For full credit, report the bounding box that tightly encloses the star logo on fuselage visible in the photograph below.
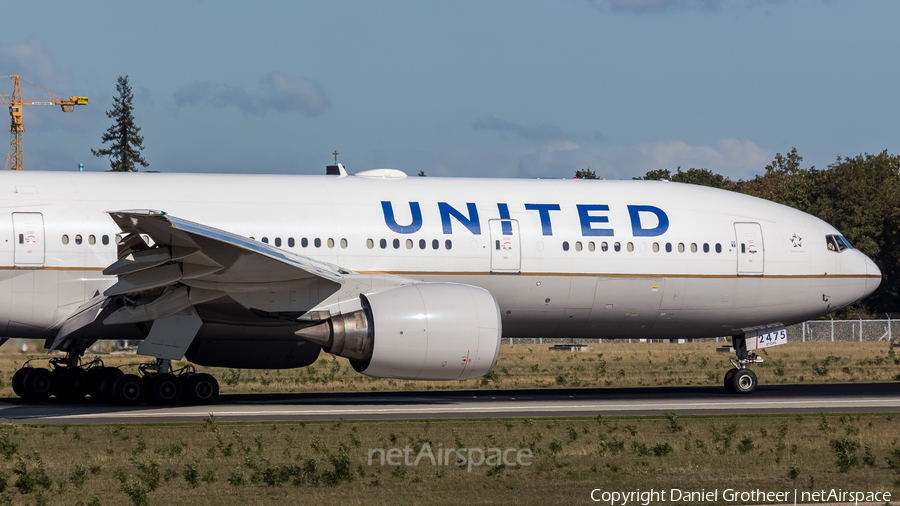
[790,234,802,248]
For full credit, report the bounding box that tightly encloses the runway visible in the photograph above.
[0,382,897,424]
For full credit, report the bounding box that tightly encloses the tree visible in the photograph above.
[417,170,426,177]
[575,167,598,179]
[92,75,149,172]
[634,167,733,189]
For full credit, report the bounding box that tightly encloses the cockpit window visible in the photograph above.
[826,234,853,253]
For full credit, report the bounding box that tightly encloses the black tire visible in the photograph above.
[149,374,183,405]
[730,368,757,394]
[88,367,117,399]
[12,368,29,398]
[112,374,145,406]
[22,368,54,399]
[185,373,219,405]
[100,372,121,404]
[723,368,737,394]
[56,369,89,400]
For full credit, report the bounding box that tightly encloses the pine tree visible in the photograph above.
[91,75,149,172]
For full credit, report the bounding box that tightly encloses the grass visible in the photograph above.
[2,340,897,397]
[0,413,896,505]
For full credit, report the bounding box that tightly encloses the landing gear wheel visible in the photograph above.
[184,373,219,405]
[100,370,123,404]
[12,368,29,398]
[112,374,145,406]
[88,367,117,399]
[723,368,737,394]
[149,374,183,405]
[56,368,89,400]
[22,368,54,399]
[729,368,757,394]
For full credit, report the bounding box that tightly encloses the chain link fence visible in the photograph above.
[501,316,900,345]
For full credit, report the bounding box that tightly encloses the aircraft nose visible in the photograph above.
[864,254,881,297]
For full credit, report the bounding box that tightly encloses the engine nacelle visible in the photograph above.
[295,283,501,381]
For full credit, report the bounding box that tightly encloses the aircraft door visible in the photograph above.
[12,213,45,268]
[734,222,763,275]
[489,219,520,273]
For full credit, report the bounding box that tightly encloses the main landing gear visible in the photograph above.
[13,355,219,406]
[723,335,763,394]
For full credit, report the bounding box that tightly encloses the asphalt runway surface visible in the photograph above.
[0,382,897,424]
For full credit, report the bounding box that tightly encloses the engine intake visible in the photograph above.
[295,283,501,381]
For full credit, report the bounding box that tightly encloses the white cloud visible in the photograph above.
[0,38,72,93]
[514,138,771,180]
[173,72,329,118]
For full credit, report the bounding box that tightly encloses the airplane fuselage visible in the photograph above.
[0,171,880,343]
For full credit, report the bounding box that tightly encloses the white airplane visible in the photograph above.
[0,164,880,404]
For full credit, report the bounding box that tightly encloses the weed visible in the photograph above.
[183,462,200,487]
[737,435,754,454]
[69,464,87,489]
[829,437,860,472]
[631,441,649,456]
[663,411,684,433]
[227,467,246,487]
[224,369,242,386]
[0,428,19,459]
[322,445,354,486]
[652,443,673,457]
[549,439,563,453]
[818,413,831,432]
[787,461,800,480]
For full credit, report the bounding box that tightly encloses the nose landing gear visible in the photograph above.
[723,335,763,394]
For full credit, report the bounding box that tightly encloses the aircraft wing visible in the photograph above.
[51,210,346,358]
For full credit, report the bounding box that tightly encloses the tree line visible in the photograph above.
[582,149,900,317]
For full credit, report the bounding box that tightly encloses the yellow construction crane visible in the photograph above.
[0,74,88,170]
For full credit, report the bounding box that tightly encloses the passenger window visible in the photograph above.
[715,243,722,253]
[341,239,348,248]
[690,243,697,253]
[445,240,452,250]
[432,239,439,250]
[626,242,634,252]
[261,237,269,244]
[366,239,374,249]
[314,238,322,248]
[288,238,295,247]
[380,239,387,249]
[601,242,608,252]
[392,239,400,249]
[562,241,569,251]
[88,235,96,245]
[588,241,595,252]
[665,243,672,253]
[115,234,122,244]
[703,243,709,253]
[275,237,282,247]
[75,234,83,245]
[575,241,582,252]
[328,238,335,248]
[652,242,659,253]
[302,238,309,248]
[102,235,109,245]
[614,242,621,252]
[677,243,684,253]
[406,239,413,249]
[62,235,69,245]
[419,239,426,249]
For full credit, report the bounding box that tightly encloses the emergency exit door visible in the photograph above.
[12,213,45,268]
[489,219,520,273]
[734,222,763,276]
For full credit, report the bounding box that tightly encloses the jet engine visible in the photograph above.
[295,283,502,381]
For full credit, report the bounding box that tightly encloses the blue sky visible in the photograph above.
[1,0,897,180]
